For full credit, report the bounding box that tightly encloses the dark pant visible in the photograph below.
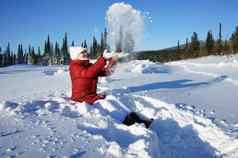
[122,112,153,128]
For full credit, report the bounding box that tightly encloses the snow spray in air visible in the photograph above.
[106,2,144,53]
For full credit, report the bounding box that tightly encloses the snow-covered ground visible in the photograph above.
[0,55,238,158]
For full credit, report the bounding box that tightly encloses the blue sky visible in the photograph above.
[0,0,238,52]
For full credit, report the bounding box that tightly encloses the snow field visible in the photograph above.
[1,54,238,157]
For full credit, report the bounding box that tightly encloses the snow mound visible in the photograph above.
[56,68,66,75]
[139,96,238,158]
[43,67,67,76]
[1,92,238,158]
[0,94,160,158]
[169,54,238,86]
[122,60,171,74]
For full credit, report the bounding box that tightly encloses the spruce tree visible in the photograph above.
[27,46,32,64]
[61,32,69,64]
[17,44,24,64]
[206,31,214,55]
[177,40,180,52]
[175,40,182,59]
[217,23,223,55]
[43,34,53,65]
[2,53,6,67]
[17,44,20,63]
[32,47,37,64]
[37,47,41,56]
[230,33,236,53]
[98,28,108,53]
[10,53,15,65]
[37,47,41,64]
[44,41,48,57]
[13,54,16,65]
[83,40,87,48]
[43,37,48,64]
[50,42,54,65]
[230,26,238,53]
[190,32,200,57]
[28,47,36,64]
[10,53,13,65]
[223,39,230,54]
[55,42,61,64]
[71,41,75,46]
[20,44,24,63]
[24,50,28,64]
[46,35,51,56]
[185,38,189,53]
[90,36,96,58]
[5,43,11,66]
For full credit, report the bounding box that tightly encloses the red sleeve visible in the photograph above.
[98,68,108,77]
[71,56,106,79]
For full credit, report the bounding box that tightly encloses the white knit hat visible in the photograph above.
[69,46,87,60]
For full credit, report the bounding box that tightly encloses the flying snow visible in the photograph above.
[106,2,144,53]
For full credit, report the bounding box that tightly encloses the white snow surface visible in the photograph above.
[0,54,238,158]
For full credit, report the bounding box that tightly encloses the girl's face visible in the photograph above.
[79,51,89,60]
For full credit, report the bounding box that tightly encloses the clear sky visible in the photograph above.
[0,0,238,52]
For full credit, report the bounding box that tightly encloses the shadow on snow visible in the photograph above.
[112,75,228,94]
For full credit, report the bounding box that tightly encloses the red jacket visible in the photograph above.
[69,56,107,104]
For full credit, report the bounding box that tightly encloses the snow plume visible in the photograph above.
[106,2,144,53]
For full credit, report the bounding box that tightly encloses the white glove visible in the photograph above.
[103,49,118,59]
[103,50,129,59]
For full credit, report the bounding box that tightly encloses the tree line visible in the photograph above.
[1,24,238,67]
[137,23,238,62]
[0,29,109,67]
